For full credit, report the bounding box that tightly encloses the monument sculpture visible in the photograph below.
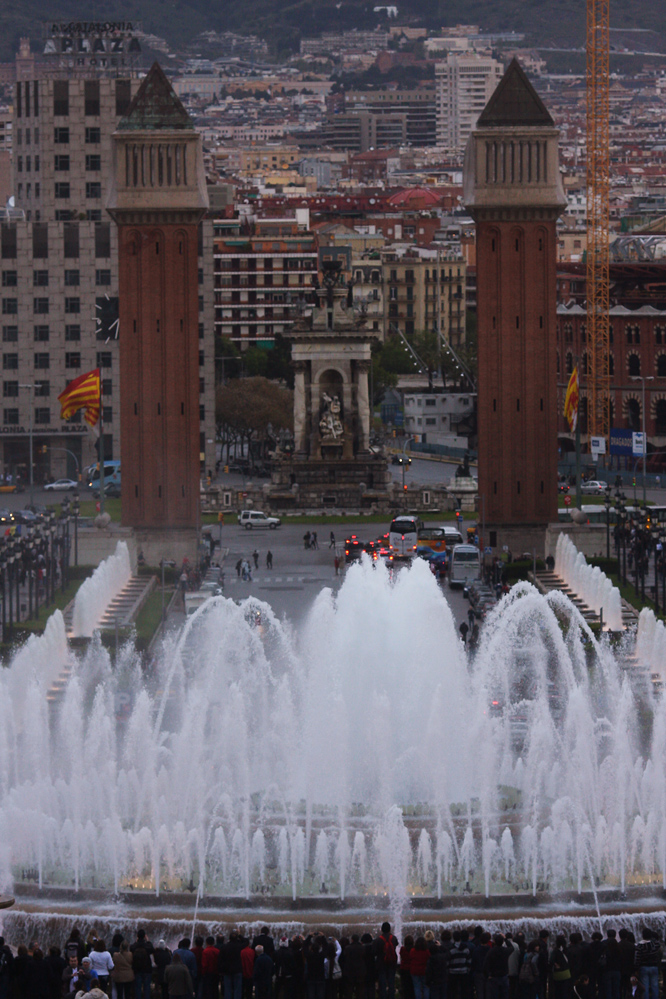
[269,259,390,509]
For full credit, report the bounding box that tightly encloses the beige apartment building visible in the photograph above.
[435,53,503,154]
[382,247,467,347]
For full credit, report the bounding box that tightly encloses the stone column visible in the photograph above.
[357,360,371,452]
[293,361,308,456]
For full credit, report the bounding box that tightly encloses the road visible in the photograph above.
[218,520,470,632]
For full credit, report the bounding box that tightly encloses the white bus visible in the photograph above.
[389,515,420,559]
[448,544,482,588]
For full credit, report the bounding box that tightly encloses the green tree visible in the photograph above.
[215,376,293,464]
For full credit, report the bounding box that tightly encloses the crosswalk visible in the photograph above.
[227,574,310,585]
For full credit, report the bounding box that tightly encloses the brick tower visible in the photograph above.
[107,64,208,555]
[464,60,566,550]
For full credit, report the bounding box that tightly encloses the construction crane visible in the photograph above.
[586,0,611,438]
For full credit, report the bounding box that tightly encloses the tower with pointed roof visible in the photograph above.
[107,63,208,545]
[464,59,566,548]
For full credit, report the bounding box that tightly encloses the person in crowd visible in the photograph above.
[517,941,540,999]
[600,930,621,999]
[131,931,155,999]
[409,937,430,999]
[201,937,220,999]
[425,933,448,999]
[617,930,635,999]
[241,937,255,999]
[634,928,661,999]
[174,940,198,994]
[448,931,473,999]
[398,936,414,999]
[220,930,244,999]
[88,940,114,992]
[154,941,173,999]
[254,946,274,999]
[549,936,571,999]
[483,935,511,999]
[165,953,194,999]
[77,957,99,994]
[252,931,275,961]
[342,935,366,999]
[111,942,135,999]
[373,923,399,999]
[44,947,66,999]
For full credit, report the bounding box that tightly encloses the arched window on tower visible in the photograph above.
[656,326,664,345]
[626,398,641,431]
[609,353,614,376]
[608,400,614,426]
[556,352,560,374]
[579,396,588,434]
[657,354,666,377]
[565,352,573,375]
[656,399,666,434]
[628,353,641,377]
[582,352,588,375]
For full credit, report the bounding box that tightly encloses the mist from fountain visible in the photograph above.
[554,535,623,631]
[635,608,666,679]
[0,555,664,925]
[71,541,131,637]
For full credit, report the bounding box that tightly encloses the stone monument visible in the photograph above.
[269,260,390,509]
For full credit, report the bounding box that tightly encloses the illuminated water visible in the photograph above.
[0,556,664,923]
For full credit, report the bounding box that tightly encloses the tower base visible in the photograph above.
[484,523,549,559]
[132,527,200,567]
[268,457,391,510]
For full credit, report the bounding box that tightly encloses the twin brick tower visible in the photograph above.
[107,60,563,556]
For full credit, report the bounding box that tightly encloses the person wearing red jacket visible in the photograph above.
[241,941,256,999]
[202,936,220,999]
[409,938,430,999]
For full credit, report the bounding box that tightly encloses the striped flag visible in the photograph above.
[58,368,101,427]
[564,366,579,432]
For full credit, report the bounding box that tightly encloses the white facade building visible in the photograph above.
[435,54,503,154]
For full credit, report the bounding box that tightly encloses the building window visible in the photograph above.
[65,324,80,341]
[102,378,112,397]
[64,269,79,286]
[35,380,50,397]
[53,81,69,117]
[626,398,641,431]
[34,325,49,342]
[33,297,49,314]
[54,155,70,171]
[84,80,100,117]
[96,351,112,368]
[566,352,573,374]
[3,381,18,397]
[103,406,112,423]
[199,404,205,421]
[2,298,17,314]
[3,409,18,425]
[86,182,102,199]
[55,182,70,199]
[85,155,101,171]
[35,407,50,424]
[199,350,204,367]
[64,297,80,314]
[628,353,641,377]
[1,227,17,260]
[115,79,132,117]
[34,352,49,369]
[64,224,79,259]
[54,127,70,144]
[95,269,111,286]
[95,224,111,258]
[65,352,81,368]
[33,270,48,287]
[87,210,102,222]
[3,354,18,370]
[2,326,17,342]
[85,127,101,144]
[1,271,17,288]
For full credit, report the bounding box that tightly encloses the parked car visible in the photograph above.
[580,479,606,495]
[237,509,281,530]
[558,482,570,494]
[44,478,78,491]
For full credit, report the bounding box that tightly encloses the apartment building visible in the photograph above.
[435,53,503,153]
[382,246,467,347]
[323,110,408,153]
[213,216,318,351]
[3,42,217,480]
[345,89,437,147]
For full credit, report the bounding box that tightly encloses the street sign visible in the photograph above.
[632,431,646,456]
[484,546,492,554]
[564,495,571,507]
[590,436,606,456]
[610,427,633,456]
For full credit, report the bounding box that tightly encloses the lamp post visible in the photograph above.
[72,494,80,566]
[632,375,654,507]
[18,382,39,509]
[604,484,612,560]
[654,531,661,616]
[401,435,414,504]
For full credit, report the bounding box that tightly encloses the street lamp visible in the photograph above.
[604,484,612,560]
[631,375,654,507]
[18,382,38,509]
[72,493,80,566]
[401,435,414,501]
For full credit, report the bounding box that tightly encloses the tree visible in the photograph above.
[215,376,293,463]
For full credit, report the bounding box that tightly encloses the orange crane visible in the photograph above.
[586,0,611,438]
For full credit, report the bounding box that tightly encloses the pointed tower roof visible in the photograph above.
[118,62,193,131]
[476,58,553,129]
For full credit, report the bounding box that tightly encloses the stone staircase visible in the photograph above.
[64,575,156,639]
[532,569,639,629]
[46,665,73,707]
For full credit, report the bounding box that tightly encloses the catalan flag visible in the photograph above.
[58,368,101,427]
[564,366,579,432]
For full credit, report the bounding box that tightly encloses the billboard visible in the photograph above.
[43,21,142,68]
[609,427,633,456]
